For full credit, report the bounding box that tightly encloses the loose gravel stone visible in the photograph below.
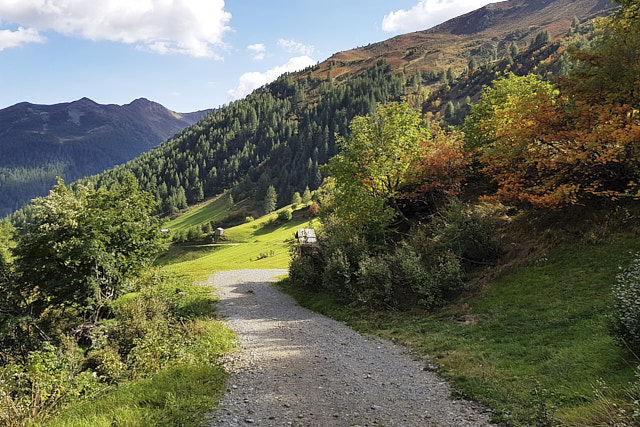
[207,269,491,427]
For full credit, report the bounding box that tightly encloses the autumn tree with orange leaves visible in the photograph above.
[464,0,640,209]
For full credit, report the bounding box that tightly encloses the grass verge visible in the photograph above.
[45,365,227,427]
[39,271,235,427]
[278,234,640,425]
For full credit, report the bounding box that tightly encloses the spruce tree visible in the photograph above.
[264,185,277,213]
[302,186,312,203]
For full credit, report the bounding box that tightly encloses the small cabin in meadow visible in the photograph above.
[295,229,317,246]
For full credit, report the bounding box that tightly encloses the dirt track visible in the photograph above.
[207,269,490,427]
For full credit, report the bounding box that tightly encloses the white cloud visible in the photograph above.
[0,27,44,51]
[0,0,231,58]
[248,43,266,60]
[278,39,314,56]
[227,56,316,101]
[382,0,494,33]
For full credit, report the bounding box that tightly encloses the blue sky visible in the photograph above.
[0,0,495,113]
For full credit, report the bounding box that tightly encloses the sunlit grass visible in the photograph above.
[46,365,227,427]
[162,194,233,233]
[157,205,317,282]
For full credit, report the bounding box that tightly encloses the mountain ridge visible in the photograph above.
[0,97,209,216]
[302,0,615,82]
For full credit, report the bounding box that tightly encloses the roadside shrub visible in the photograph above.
[110,288,173,357]
[84,346,126,383]
[430,250,465,298]
[245,216,254,223]
[289,249,323,292]
[612,256,640,354]
[322,249,353,297]
[396,246,432,305]
[0,342,102,426]
[357,255,394,306]
[434,201,502,266]
[392,244,464,309]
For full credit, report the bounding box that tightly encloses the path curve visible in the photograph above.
[207,269,491,427]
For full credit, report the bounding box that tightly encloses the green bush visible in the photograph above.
[612,256,640,354]
[0,342,102,425]
[434,201,502,266]
[111,288,172,357]
[289,249,323,292]
[357,255,393,306]
[322,249,354,297]
[85,346,126,383]
[277,209,293,221]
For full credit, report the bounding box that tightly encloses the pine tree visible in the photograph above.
[264,185,277,213]
[301,186,312,203]
[292,191,302,205]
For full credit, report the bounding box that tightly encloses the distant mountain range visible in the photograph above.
[0,97,208,216]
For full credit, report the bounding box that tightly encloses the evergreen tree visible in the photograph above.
[509,42,519,57]
[532,31,551,50]
[446,67,455,83]
[302,186,312,203]
[292,191,302,205]
[264,185,277,213]
[444,101,456,120]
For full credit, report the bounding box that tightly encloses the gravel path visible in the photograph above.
[207,269,491,427]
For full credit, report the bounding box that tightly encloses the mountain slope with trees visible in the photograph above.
[0,97,208,217]
[60,0,616,225]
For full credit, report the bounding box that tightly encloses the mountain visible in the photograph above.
[0,98,209,217]
[302,0,615,82]
[22,0,617,221]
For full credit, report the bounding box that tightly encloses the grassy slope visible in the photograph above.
[157,205,317,282]
[161,194,230,232]
[279,232,640,425]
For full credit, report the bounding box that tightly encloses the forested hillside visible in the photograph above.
[81,64,408,216]
[76,21,589,220]
[0,98,207,217]
[3,0,615,223]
